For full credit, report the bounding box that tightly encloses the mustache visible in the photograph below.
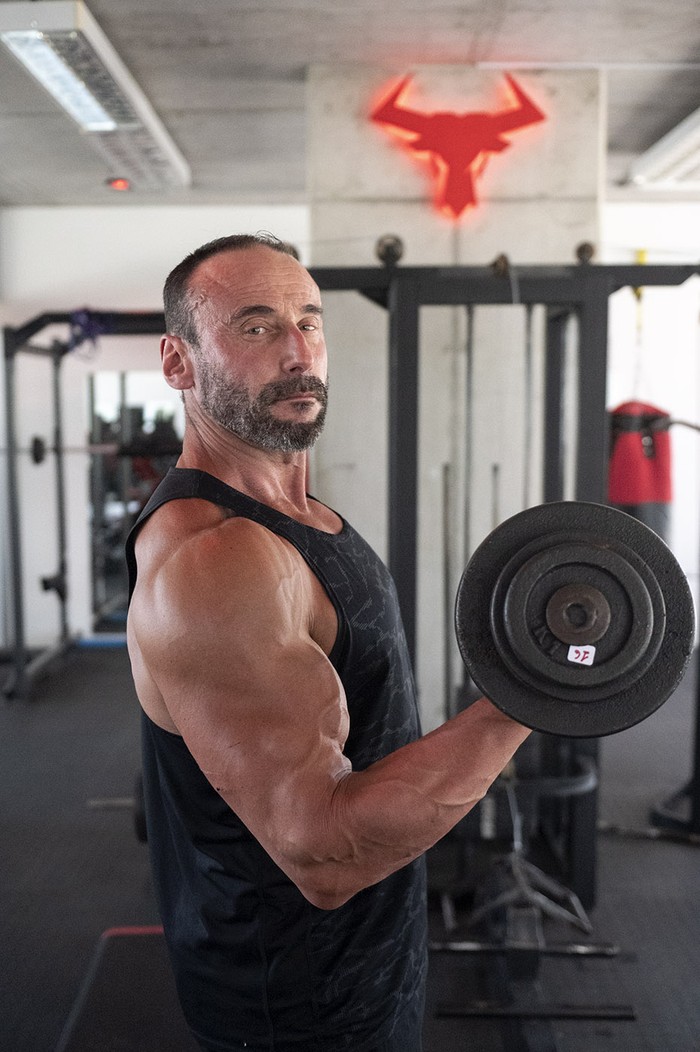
[256,375,328,407]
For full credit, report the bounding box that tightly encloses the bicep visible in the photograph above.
[176,634,351,825]
[134,537,352,863]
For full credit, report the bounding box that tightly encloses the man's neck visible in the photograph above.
[177,429,340,533]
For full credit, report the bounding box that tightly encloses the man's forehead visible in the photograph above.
[192,246,321,309]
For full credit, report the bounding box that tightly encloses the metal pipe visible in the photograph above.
[463,304,475,565]
[523,304,534,508]
[442,462,454,720]
[50,345,69,644]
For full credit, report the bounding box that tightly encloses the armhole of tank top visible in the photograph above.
[142,705,183,739]
[326,604,347,670]
[299,555,349,671]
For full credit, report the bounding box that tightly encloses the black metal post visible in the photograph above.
[575,277,610,505]
[523,304,534,509]
[691,680,700,834]
[463,304,475,562]
[30,337,84,685]
[543,309,568,504]
[3,328,29,697]
[563,279,611,908]
[50,344,70,644]
[387,272,420,667]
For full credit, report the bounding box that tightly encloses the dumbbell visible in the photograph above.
[455,501,695,737]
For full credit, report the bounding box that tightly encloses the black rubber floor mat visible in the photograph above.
[55,926,199,1052]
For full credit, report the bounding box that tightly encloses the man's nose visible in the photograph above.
[281,326,318,373]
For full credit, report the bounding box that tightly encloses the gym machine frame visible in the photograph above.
[3,262,699,901]
[2,310,164,699]
[308,257,700,907]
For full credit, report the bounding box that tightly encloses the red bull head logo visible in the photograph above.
[370,74,546,219]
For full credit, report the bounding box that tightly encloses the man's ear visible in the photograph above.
[161,334,195,391]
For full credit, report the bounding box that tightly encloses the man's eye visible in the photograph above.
[246,325,266,335]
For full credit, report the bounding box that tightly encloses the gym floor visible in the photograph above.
[1,643,699,1052]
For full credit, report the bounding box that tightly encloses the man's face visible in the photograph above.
[187,246,329,452]
[195,356,328,453]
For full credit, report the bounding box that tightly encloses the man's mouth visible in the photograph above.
[257,376,328,412]
[278,391,317,402]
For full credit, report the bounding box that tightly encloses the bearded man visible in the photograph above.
[126,232,530,1052]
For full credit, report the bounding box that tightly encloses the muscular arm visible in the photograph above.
[129,515,530,910]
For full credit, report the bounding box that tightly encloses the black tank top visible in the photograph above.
[126,468,428,1052]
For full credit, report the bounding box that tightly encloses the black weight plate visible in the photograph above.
[455,502,695,737]
[495,541,662,696]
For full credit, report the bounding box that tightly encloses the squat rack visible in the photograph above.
[2,310,164,699]
[3,258,700,903]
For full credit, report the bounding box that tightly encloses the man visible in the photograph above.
[126,232,530,1052]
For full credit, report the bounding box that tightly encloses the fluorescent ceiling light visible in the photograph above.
[627,104,700,190]
[0,1,190,190]
[3,28,123,131]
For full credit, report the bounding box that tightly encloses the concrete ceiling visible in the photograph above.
[0,0,698,207]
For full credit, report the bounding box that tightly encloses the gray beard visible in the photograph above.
[197,369,328,453]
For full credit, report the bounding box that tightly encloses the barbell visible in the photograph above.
[5,436,181,464]
[455,501,695,738]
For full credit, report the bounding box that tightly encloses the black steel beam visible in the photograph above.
[4,314,71,354]
[3,311,166,360]
[90,311,165,336]
[311,262,700,307]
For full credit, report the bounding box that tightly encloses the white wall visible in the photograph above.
[0,205,310,647]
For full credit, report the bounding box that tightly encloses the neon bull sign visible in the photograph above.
[370,74,546,218]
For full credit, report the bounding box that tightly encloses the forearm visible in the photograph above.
[288,698,531,908]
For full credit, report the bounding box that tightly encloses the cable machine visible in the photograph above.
[307,252,700,906]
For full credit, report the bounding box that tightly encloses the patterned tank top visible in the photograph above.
[126,467,427,1052]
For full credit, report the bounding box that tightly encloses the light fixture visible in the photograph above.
[627,104,700,190]
[105,176,130,192]
[0,1,191,190]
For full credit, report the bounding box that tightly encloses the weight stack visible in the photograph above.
[608,401,672,543]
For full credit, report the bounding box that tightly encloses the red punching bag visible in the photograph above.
[608,400,672,541]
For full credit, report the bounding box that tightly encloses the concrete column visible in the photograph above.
[306,65,605,729]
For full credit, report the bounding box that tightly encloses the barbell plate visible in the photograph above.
[455,501,695,737]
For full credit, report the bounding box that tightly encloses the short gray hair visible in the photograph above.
[162,232,300,346]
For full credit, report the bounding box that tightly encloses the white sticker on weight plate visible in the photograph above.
[567,645,596,666]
